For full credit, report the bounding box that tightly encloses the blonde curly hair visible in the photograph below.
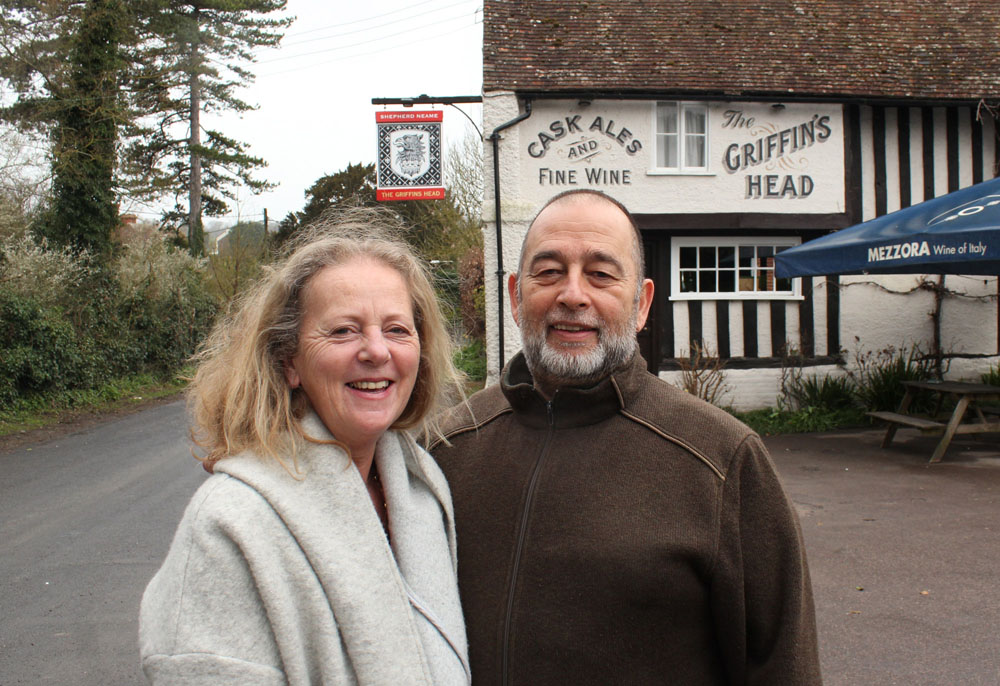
[187,206,465,470]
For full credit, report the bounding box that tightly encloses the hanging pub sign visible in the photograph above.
[375,110,445,201]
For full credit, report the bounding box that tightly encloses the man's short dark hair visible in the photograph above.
[519,189,645,284]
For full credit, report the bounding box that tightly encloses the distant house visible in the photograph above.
[211,221,266,256]
[480,0,1000,408]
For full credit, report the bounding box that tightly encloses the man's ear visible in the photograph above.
[507,273,522,327]
[283,359,301,389]
[634,278,655,331]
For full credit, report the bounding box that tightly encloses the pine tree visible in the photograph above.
[1,0,291,257]
[124,0,292,255]
[0,2,80,121]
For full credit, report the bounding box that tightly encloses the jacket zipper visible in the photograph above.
[501,400,555,685]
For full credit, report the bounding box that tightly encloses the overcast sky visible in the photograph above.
[125,0,484,229]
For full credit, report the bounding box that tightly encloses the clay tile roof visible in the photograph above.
[484,0,1000,102]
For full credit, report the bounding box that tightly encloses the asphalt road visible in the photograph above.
[2,399,998,685]
[0,399,205,686]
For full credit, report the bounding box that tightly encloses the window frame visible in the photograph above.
[650,101,711,174]
[669,236,802,301]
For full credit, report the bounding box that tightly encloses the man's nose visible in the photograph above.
[556,270,591,309]
[358,329,391,364]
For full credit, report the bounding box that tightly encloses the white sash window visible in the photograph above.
[655,102,709,172]
[670,237,801,300]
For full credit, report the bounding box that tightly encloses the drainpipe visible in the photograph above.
[489,98,532,372]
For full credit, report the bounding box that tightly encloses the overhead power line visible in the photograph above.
[256,5,481,65]
[274,0,475,49]
[257,14,481,78]
[279,0,439,39]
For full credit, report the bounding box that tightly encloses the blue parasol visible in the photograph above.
[775,176,1000,278]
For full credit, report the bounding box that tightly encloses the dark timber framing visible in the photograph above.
[922,106,935,200]
[971,109,984,185]
[769,301,786,357]
[626,101,997,372]
[742,301,758,358]
[687,302,702,354]
[799,277,814,358]
[873,106,887,217]
[898,108,912,208]
[947,107,960,192]
[716,302,731,359]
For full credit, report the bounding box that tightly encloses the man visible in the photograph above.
[430,189,821,685]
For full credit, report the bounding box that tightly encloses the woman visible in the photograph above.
[140,209,470,685]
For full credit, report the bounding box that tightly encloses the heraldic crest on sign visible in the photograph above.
[392,132,430,179]
[375,111,445,200]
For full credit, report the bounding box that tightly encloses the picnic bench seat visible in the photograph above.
[870,380,1000,462]
[867,411,945,432]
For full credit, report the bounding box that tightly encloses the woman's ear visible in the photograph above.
[283,359,301,389]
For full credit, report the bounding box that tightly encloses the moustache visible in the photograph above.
[542,310,603,329]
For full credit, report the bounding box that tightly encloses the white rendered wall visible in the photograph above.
[482,91,532,381]
[658,364,852,413]
[483,93,1000,403]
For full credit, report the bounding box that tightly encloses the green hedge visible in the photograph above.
[0,274,217,408]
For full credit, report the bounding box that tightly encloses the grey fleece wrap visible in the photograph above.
[140,414,469,685]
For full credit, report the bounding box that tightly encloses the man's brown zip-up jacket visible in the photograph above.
[429,352,821,685]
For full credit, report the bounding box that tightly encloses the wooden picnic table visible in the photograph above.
[868,380,1000,463]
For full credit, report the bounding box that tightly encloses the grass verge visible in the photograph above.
[0,370,190,438]
[733,406,870,436]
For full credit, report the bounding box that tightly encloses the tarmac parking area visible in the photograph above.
[765,428,1000,686]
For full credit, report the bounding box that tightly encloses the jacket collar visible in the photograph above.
[500,351,647,429]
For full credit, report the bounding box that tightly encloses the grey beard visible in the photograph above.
[521,310,638,391]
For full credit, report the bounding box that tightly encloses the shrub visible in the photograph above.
[848,343,936,412]
[676,343,729,406]
[113,233,218,371]
[430,262,464,341]
[780,366,856,412]
[0,233,94,308]
[982,364,1000,386]
[115,230,206,303]
[0,294,95,403]
[454,339,487,383]
[0,230,220,408]
[457,245,485,341]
